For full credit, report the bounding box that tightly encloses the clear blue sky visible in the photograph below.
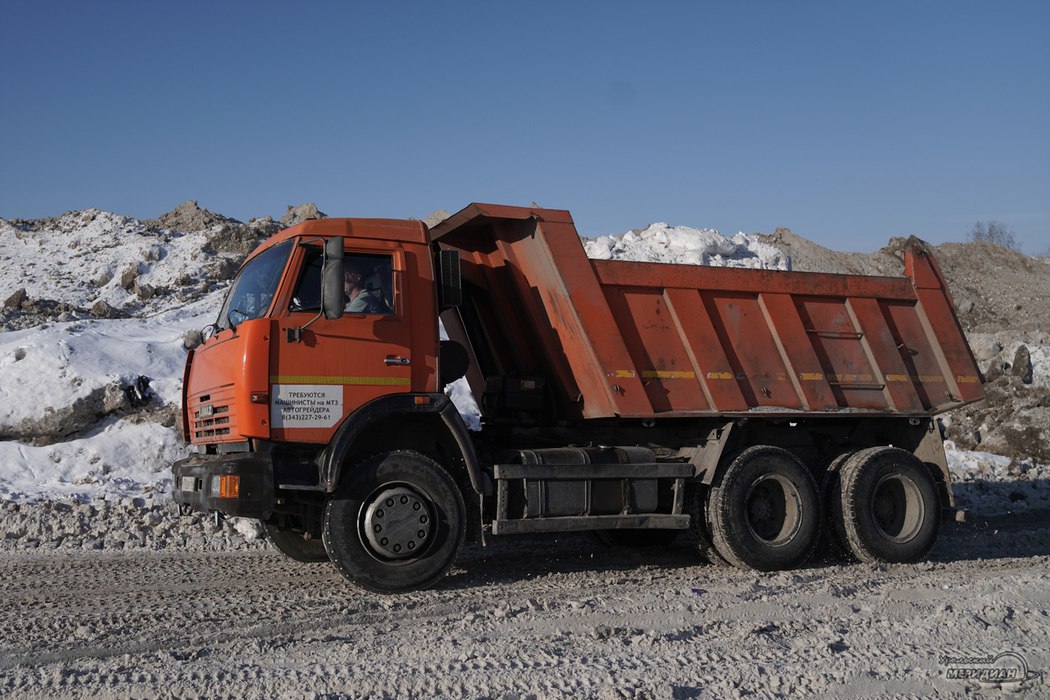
[2,1,1048,252]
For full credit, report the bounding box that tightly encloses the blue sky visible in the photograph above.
[2,1,1048,252]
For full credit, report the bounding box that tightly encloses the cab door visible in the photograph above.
[268,239,417,445]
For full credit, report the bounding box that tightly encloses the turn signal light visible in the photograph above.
[218,474,240,499]
[414,396,432,406]
[250,392,269,404]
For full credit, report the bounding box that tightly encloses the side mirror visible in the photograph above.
[438,249,462,309]
[322,236,344,320]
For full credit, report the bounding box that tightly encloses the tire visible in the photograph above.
[593,529,680,548]
[815,452,855,563]
[706,446,820,571]
[265,523,329,563]
[687,483,727,566]
[323,450,465,594]
[836,447,940,563]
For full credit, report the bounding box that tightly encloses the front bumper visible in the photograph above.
[172,452,275,519]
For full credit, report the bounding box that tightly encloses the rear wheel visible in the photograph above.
[265,523,328,563]
[323,450,465,594]
[836,447,940,563]
[706,446,820,571]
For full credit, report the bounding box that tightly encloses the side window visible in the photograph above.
[289,249,394,316]
[289,249,322,312]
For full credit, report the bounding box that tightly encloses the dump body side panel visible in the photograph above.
[431,204,983,420]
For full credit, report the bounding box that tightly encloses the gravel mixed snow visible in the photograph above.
[1,527,1047,698]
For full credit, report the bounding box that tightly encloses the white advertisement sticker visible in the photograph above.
[270,385,342,428]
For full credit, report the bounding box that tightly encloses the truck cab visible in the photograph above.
[183,218,440,450]
[174,218,480,591]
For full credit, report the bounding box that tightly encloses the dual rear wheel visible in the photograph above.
[691,445,940,570]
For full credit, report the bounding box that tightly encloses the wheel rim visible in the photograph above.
[870,473,924,543]
[744,474,803,547]
[361,484,435,561]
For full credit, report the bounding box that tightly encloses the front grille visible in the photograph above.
[194,404,231,438]
[191,388,237,442]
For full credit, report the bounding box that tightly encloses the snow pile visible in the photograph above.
[0,203,279,333]
[941,332,1050,465]
[0,292,221,442]
[978,334,1050,390]
[585,222,790,270]
[0,293,223,502]
[1,210,221,317]
[0,419,185,504]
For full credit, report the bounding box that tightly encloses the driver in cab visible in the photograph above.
[343,262,390,314]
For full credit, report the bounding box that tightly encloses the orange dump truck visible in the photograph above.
[173,203,983,592]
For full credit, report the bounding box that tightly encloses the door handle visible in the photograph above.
[384,356,411,366]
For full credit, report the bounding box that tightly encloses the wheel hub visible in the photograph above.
[871,474,923,543]
[744,474,802,546]
[363,486,433,560]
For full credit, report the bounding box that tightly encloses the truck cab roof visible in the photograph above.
[251,217,430,262]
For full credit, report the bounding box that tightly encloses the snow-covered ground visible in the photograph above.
[0,208,1045,539]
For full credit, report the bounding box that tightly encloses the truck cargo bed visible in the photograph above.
[432,204,983,420]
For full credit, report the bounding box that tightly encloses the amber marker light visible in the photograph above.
[219,475,240,499]
[414,396,432,405]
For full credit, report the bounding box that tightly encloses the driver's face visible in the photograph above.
[344,269,362,294]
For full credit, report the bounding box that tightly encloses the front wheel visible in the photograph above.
[323,450,465,594]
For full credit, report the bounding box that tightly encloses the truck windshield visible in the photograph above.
[216,240,292,330]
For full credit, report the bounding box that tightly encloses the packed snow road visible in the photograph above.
[1,520,1048,699]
